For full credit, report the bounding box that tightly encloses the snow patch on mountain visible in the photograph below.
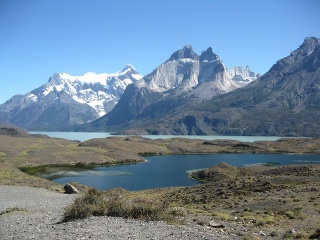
[228,66,259,84]
[136,46,259,96]
[28,93,38,102]
[32,64,142,117]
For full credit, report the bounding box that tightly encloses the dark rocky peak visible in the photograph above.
[199,47,219,62]
[300,44,320,72]
[168,45,199,61]
[266,37,320,76]
[296,37,320,56]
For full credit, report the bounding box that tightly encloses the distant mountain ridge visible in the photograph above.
[2,36,318,136]
[44,64,142,116]
[0,65,142,130]
[102,37,320,136]
[0,45,258,131]
[85,45,259,131]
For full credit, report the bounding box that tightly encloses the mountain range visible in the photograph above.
[0,46,258,131]
[1,37,319,136]
[0,65,142,130]
[85,37,320,136]
[81,46,259,131]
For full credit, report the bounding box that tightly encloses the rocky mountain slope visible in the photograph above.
[193,36,320,136]
[0,65,142,130]
[136,46,257,95]
[85,46,258,131]
[110,37,319,136]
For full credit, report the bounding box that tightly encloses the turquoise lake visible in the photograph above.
[29,131,282,142]
[39,154,320,191]
[30,132,318,191]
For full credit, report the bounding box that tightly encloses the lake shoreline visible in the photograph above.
[1,134,320,191]
[29,131,284,142]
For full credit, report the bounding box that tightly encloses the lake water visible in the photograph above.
[29,131,282,142]
[39,154,320,191]
[30,131,316,190]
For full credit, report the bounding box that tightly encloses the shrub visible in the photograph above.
[62,188,185,223]
[102,189,125,217]
[63,188,107,221]
[123,197,165,221]
[284,210,304,220]
[165,207,187,224]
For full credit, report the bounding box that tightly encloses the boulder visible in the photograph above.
[208,220,225,228]
[64,183,79,194]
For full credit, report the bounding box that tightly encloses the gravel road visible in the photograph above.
[0,185,239,239]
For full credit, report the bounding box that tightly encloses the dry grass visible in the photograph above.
[62,188,186,224]
[0,207,30,216]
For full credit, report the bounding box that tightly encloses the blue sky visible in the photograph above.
[0,0,319,104]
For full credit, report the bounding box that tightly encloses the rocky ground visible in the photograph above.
[0,185,238,240]
[159,163,320,239]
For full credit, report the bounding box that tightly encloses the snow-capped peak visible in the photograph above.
[57,72,111,85]
[36,65,143,117]
[121,64,137,73]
